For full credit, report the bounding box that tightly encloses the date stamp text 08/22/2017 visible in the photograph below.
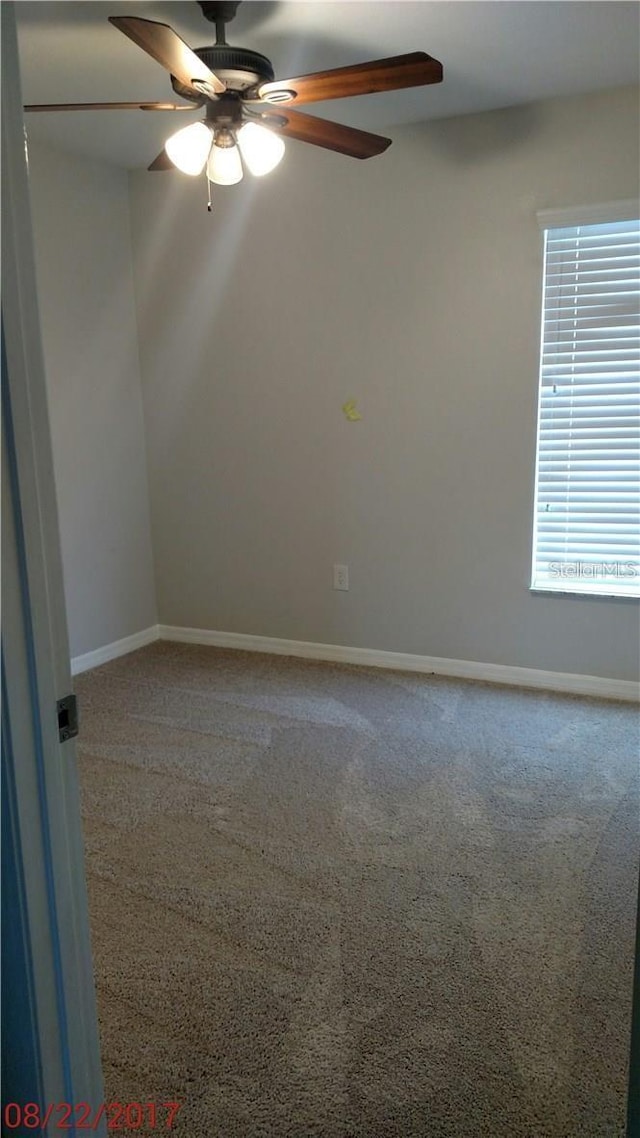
[3,1101,182,1130]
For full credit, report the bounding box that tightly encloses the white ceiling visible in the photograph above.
[16,1,640,170]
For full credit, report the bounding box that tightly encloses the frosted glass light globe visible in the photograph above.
[164,122,212,176]
[237,122,285,177]
[206,137,244,185]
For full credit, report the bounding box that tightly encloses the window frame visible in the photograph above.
[530,200,640,601]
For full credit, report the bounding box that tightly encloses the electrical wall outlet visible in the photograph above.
[333,563,349,591]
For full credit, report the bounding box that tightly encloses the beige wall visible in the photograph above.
[28,141,157,659]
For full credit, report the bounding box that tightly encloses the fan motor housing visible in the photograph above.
[171,44,275,101]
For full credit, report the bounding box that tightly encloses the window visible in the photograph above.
[531,204,640,598]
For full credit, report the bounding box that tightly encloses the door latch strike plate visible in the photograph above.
[57,694,78,743]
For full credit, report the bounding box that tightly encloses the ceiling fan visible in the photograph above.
[24,1,443,201]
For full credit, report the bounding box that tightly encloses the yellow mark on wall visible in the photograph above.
[342,399,362,422]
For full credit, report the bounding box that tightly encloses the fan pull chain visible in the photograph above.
[207,177,213,212]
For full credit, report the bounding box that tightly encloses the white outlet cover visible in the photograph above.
[333,564,349,591]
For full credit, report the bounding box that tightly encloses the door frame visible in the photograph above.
[1,4,105,1133]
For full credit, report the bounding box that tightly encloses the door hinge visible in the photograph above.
[57,694,78,743]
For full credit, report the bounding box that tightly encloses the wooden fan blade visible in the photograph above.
[255,107,390,159]
[24,102,196,112]
[256,52,442,107]
[148,149,175,171]
[109,16,225,97]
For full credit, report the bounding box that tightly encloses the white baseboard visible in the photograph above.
[71,625,160,675]
[158,625,639,702]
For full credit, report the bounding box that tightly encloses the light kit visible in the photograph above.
[163,117,285,197]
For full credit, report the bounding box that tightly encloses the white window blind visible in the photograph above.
[532,213,640,597]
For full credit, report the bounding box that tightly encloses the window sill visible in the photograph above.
[530,587,640,602]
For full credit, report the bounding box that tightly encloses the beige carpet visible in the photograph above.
[75,642,639,1137]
